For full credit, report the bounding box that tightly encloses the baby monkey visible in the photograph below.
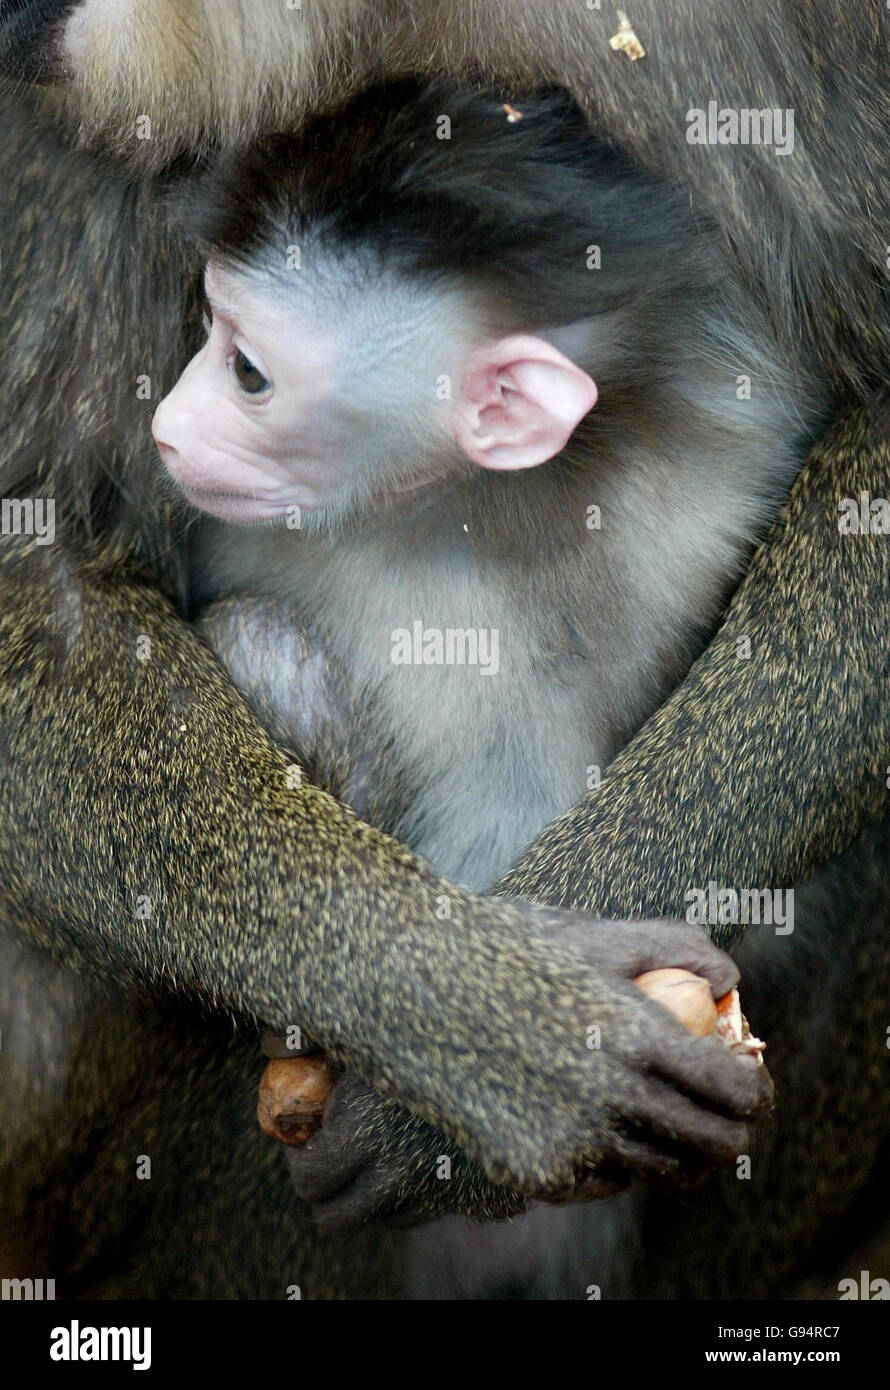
[155,78,825,892]
[153,78,817,1207]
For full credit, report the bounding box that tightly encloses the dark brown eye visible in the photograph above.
[233,348,270,395]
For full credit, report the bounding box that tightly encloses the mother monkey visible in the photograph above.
[0,1,888,1299]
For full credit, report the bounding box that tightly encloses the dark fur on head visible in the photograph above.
[182,77,720,344]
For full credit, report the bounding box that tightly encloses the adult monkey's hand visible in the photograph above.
[280,919,768,1230]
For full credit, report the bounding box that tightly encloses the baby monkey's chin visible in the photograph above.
[177,484,304,525]
[174,467,444,530]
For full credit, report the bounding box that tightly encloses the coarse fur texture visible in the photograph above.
[0,0,888,1299]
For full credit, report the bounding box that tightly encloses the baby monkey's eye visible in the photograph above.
[233,348,271,395]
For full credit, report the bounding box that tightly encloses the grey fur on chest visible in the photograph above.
[195,329,827,890]
[292,533,598,889]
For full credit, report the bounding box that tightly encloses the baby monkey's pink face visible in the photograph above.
[153,263,345,522]
[153,259,597,527]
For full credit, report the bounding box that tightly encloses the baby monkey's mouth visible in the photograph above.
[182,484,261,502]
[176,481,296,525]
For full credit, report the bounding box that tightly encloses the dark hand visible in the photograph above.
[274,918,772,1229]
[278,1071,526,1233]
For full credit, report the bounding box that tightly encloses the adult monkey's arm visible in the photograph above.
[284,408,890,1226]
[0,542,768,1195]
[212,424,879,1211]
[500,407,890,930]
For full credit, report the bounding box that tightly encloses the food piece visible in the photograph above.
[257,1054,338,1146]
[635,969,766,1062]
[609,11,646,61]
[715,986,744,1044]
[715,987,767,1062]
[634,967,718,1036]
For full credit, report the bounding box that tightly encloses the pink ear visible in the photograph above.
[452,334,597,470]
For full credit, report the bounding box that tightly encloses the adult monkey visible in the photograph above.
[0,23,769,1299]
[0,0,887,1299]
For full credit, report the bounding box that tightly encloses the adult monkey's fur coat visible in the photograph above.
[0,0,888,1298]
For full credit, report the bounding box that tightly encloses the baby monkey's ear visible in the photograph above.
[452,334,597,470]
